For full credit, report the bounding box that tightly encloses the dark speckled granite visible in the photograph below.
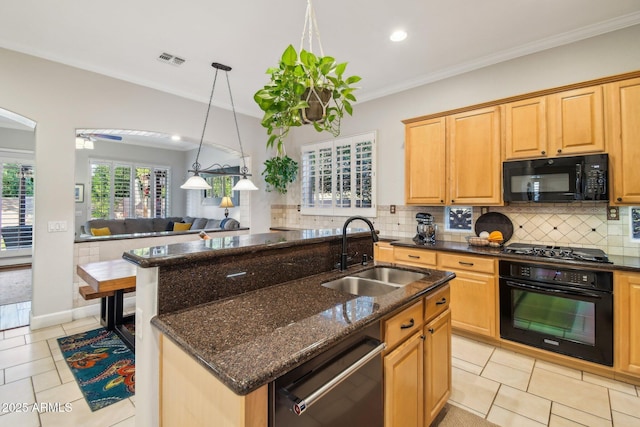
[390,239,640,272]
[152,264,454,396]
[153,234,374,315]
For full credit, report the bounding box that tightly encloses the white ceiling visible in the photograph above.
[2,0,640,144]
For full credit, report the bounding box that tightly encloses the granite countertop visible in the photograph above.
[151,264,454,396]
[389,239,640,272]
[124,228,372,268]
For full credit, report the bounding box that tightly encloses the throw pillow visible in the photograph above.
[166,221,175,231]
[173,222,192,231]
[90,227,111,236]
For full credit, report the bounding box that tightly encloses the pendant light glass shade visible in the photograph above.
[232,177,259,191]
[181,62,258,191]
[180,174,211,190]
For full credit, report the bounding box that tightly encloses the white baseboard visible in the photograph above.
[28,296,137,330]
[29,309,73,330]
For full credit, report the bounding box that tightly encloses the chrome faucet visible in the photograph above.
[341,216,379,271]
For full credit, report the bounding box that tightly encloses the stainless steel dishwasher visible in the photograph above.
[269,322,385,427]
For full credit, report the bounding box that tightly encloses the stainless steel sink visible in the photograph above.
[322,267,427,296]
[321,276,401,297]
[352,267,426,285]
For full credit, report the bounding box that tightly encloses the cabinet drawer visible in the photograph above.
[438,253,495,274]
[384,299,424,349]
[394,247,437,267]
[425,284,450,323]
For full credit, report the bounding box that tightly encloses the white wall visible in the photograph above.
[0,47,269,328]
[289,24,640,207]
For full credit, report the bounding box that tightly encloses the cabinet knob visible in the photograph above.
[557,149,562,153]
[440,200,444,203]
[541,150,546,155]
[617,197,623,202]
[451,199,455,203]
[428,328,435,334]
[400,318,415,329]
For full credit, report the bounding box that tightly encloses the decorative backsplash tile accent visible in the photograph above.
[271,203,640,258]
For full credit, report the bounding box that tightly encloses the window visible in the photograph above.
[445,206,473,231]
[0,160,34,250]
[301,132,376,216]
[89,160,170,219]
[204,175,240,207]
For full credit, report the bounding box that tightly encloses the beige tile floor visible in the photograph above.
[451,334,640,427]
[0,315,135,427]
[2,316,640,427]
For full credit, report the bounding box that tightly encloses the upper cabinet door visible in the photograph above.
[548,85,605,156]
[607,77,640,205]
[405,117,446,205]
[503,97,548,160]
[447,106,502,205]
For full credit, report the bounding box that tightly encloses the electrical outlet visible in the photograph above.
[390,205,396,214]
[607,206,619,221]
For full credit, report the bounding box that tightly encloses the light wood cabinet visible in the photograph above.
[383,285,452,427]
[405,117,447,205]
[607,77,640,205]
[375,241,395,263]
[547,85,605,156]
[424,309,452,426]
[384,331,424,427]
[503,96,548,159]
[447,106,502,205]
[615,271,640,376]
[393,246,437,268]
[438,253,497,337]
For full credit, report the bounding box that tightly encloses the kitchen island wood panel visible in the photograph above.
[615,271,640,376]
[160,335,267,427]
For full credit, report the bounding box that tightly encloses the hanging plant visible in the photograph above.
[254,44,360,154]
[262,153,299,194]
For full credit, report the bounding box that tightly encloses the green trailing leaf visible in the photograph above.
[253,44,362,176]
[262,155,299,194]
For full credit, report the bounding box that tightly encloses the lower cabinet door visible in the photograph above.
[424,309,452,426]
[384,331,424,427]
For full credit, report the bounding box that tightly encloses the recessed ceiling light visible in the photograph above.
[171,135,181,141]
[390,30,407,42]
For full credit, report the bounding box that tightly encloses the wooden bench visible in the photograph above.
[77,259,137,351]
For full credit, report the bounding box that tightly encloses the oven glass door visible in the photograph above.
[500,279,613,366]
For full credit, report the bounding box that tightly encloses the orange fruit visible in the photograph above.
[488,231,504,242]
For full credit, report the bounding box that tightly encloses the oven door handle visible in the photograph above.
[505,280,604,299]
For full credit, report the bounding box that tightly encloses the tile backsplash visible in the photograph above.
[271,203,640,258]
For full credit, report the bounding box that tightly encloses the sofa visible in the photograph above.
[80,216,240,237]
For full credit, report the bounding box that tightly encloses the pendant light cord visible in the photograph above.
[224,70,249,176]
[193,68,220,172]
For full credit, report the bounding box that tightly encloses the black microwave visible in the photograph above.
[503,154,608,202]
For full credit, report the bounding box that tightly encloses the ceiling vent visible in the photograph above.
[157,52,186,66]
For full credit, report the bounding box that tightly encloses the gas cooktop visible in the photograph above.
[502,243,611,264]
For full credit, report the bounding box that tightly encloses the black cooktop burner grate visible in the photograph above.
[502,243,611,263]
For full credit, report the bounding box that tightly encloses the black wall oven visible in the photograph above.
[499,260,613,366]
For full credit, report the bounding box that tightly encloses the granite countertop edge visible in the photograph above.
[124,229,373,268]
[152,265,455,396]
[388,239,640,272]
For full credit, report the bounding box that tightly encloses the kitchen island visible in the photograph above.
[124,228,455,427]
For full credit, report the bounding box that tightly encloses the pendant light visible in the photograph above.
[181,62,257,191]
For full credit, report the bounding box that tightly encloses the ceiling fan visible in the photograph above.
[75,132,122,149]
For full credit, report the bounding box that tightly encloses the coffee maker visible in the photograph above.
[413,212,437,245]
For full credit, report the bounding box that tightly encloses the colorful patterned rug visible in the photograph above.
[57,327,135,411]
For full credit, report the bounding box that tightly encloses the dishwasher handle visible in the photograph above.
[290,342,386,416]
